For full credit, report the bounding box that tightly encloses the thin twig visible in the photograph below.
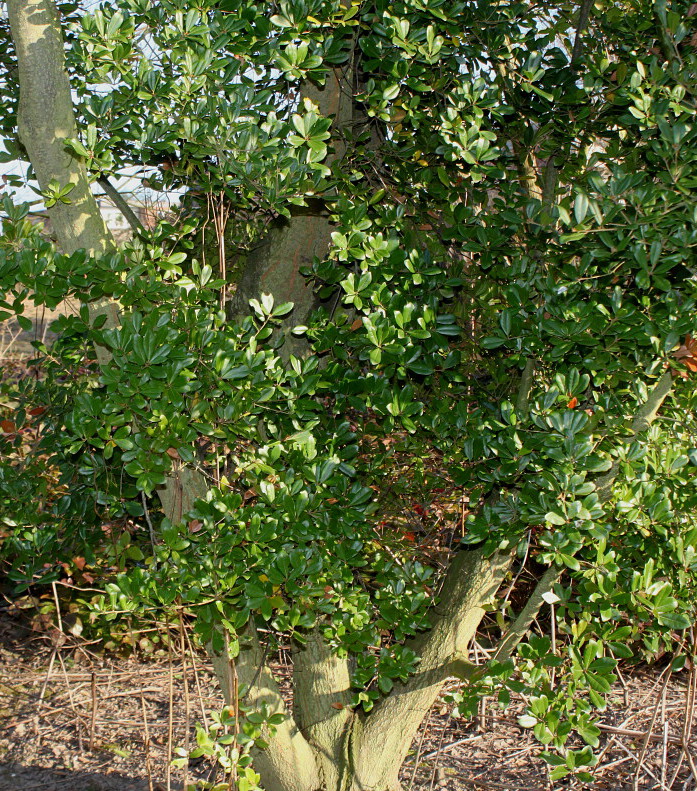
[597,721,683,745]
[661,719,668,790]
[427,713,450,791]
[34,648,57,736]
[596,753,633,773]
[166,631,174,791]
[183,621,210,731]
[421,733,482,761]
[57,651,84,751]
[142,491,158,568]
[670,626,697,787]
[179,609,191,791]
[51,581,63,634]
[406,704,433,787]
[89,671,98,751]
[141,691,155,791]
[614,738,672,791]
[633,665,673,791]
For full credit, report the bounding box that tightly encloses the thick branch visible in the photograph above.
[594,369,673,502]
[541,156,558,214]
[488,564,559,666]
[7,0,113,258]
[571,0,594,65]
[7,0,120,357]
[227,67,354,357]
[292,629,356,790]
[210,625,321,791]
[353,547,512,790]
[515,358,535,416]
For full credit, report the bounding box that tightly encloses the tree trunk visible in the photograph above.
[7,0,119,363]
[211,546,512,791]
[7,0,210,521]
[228,74,353,357]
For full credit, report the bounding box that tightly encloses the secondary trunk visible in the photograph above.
[227,76,353,357]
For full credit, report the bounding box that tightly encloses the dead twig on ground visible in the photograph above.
[142,690,155,791]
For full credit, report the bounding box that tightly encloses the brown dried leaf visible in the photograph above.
[673,335,697,372]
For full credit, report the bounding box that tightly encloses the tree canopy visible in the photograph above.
[1,1,697,788]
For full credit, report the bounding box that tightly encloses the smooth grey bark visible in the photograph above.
[7,0,119,363]
[7,0,208,519]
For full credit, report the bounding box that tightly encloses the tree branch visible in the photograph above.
[488,564,559,667]
[7,0,113,258]
[7,0,120,361]
[292,628,356,790]
[209,624,321,791]
[97,176,144,233]
[541,156,558,214]
[594,369,673,503]
[571,0,594,65]
[488,369,674,667]
[226,55,354,358]
[515,358,535,416]
[353,547,513,790]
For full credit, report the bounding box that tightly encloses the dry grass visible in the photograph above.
[0,603,695,791]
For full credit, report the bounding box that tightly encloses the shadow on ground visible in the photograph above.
[0,763,172,791]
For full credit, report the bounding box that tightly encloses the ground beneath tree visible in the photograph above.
[0,608,695,791]
[0,297,78,360]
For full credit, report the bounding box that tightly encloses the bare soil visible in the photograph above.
[0,298,79,360]
[0,607,695,791]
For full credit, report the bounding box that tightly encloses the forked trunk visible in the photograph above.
[211,547,512,791]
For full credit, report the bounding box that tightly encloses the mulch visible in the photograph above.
[0,605,695,791]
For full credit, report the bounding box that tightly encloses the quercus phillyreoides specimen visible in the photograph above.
[2,0,697,788]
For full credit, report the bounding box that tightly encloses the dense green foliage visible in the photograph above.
[2,0,697,784]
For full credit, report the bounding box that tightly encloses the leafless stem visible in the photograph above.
[142,491,158,569]
[89,671,98,750]
[141,692,155,791]
[97,176,144,232]
[571,0,593,65]
[515,358,534,416]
